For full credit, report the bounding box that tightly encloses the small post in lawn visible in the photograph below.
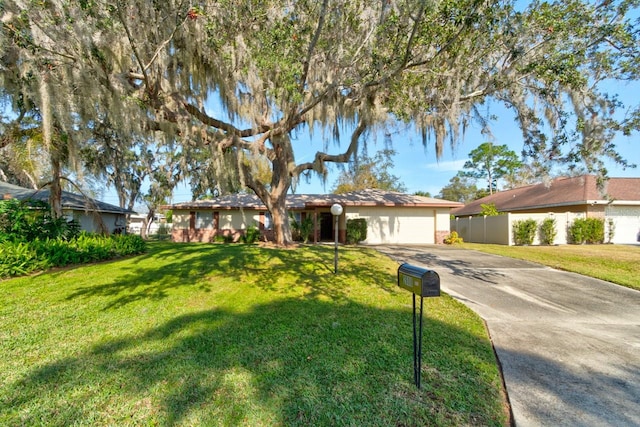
[330,203,343,274]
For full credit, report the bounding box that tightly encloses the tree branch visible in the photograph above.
[183,102,272,137]
[300,0,329,92]
[293,118,366,176]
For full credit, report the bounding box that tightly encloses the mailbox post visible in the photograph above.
[397,263,440,389]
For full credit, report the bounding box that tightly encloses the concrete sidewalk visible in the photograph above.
[376,245,640,427]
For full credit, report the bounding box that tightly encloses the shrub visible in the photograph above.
[242,225,260,244]
[443,231,464,244]
[606,218,615,244]
[539,217,557,245]
[0,241,42,278]
[569,218,604,244]
[346,218,367,244]
[480,203,500,216]
[290,214,314,243]
[585,218,605,244]
[0,233,146,279]
[513,219,537,245]
[0,198,80,242]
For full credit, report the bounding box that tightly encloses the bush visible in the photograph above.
[513,219,537,245]
[539,217,557,245]
[290,214,314,243]
[0,233,147,279]
[480,203,500,216]
[569,218,604,244]
[606,218,615,244]
[242,225,261,244]
[346,218,367,244]
[0,199,80,242]
[585,218,605,244]
[0,241,43,278]
[443,231,464,244]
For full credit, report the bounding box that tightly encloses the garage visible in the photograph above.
[606,205,640,244]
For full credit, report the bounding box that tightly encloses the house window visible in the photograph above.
[263,212,273,230]
[195,211,213,228]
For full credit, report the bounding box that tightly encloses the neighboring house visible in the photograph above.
[451,175,640,245]
[1,181,135,234]
[167,189,463,245]
[128,213,167,235]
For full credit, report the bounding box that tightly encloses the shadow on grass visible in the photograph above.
[1,298,506,426]
[65,243,397,309]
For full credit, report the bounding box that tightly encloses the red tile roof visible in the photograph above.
[452,175,640,216]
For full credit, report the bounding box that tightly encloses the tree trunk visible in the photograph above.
[270,193,292,246]
[49,153,63,218]
[268,135,294,246]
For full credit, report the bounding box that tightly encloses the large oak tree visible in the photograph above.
[1,0,638,245]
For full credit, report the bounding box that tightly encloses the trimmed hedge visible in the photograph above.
[346,218,367,244]
[569,218,604,244]
[513,219,537,245]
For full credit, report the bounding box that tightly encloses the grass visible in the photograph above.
[0,242,507,426]
[460,243,640,290]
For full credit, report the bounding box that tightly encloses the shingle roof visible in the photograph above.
[452,175,640,216]
[0,181,135,215]
[169,188,463,210]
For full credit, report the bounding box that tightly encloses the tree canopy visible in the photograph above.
[1,0,638,244]
[460,142,523,194]
[332,149,407,194]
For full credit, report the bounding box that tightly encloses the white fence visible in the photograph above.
[450,212,588,245]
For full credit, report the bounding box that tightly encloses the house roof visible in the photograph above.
[452,175,640,216]
[0,181,135,215]
[169,188,463,210]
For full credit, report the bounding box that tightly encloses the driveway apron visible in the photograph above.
[376,245,640,427]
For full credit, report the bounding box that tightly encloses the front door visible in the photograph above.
[320,212,333,241]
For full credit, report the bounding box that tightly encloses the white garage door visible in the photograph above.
[351,207,435,244]
[606,206,640,244]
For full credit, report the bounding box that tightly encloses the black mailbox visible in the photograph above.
[398,263,440,297]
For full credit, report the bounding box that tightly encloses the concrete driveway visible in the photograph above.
[376,245,640,427]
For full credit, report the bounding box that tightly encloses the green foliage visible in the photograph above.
[460,142,523,194]
[0,233,147,279]
[539,217,557,245]
[241,225,261,244]
[332,150,407,194]
[443,231,464,245]
[606,218,615,244]
[0,241,42,278]
[513,219,538,245]
[0,199,80,243]
[568,218,605,244]
[438,175,482,203]
[346,218,367,244]
[290,213,314,243]
[480,203,500,216]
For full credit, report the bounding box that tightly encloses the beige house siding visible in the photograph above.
[171,209,267,242]
[166,190,462,245]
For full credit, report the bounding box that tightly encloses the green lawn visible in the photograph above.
[0,242,507,426]
[461,243,640,290]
